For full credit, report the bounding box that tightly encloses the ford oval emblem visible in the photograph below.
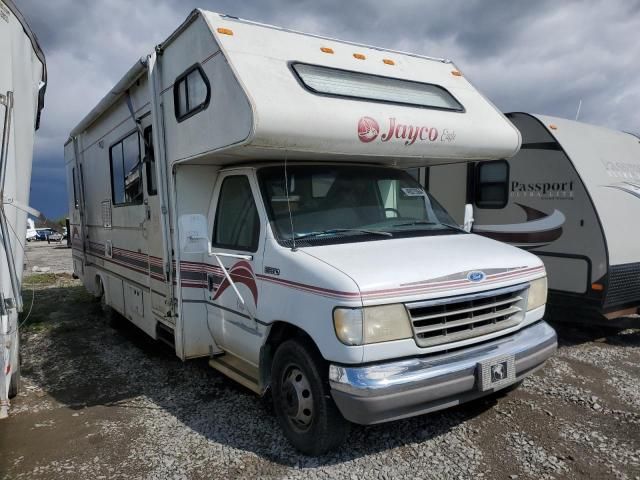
[467,271,486,282]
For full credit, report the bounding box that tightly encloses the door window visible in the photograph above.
[212,176,260,252]
[143,127,157,196]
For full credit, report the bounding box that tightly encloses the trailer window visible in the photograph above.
[475,160,509,209]
[291,63,463,112]
[213,176,260,252]
[109,131,143,205]
[174,64,211,122]
[143,127,156,196]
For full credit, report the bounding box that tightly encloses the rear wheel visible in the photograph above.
[271,339,350,455]
[97,279,117,326]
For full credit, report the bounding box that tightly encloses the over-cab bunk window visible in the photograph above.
[109,131,143,206]
[173,64,211,122]
[291,63,463,111]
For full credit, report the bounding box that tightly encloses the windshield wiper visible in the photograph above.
[391,220,466,233]
[294,228,392,241]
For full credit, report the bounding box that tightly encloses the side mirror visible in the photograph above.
[179,213,209,254]
[463,204,474,232]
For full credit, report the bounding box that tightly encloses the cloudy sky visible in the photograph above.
[18,0,640,219]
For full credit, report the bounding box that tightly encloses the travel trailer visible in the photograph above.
[428,113,640,325]
[0,0,47,418]
[66,10,556,454]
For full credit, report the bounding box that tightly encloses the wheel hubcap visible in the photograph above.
[281,366,314,431]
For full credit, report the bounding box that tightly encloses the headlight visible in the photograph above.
[527,276,548,311]
[333,308,363,346]
[333,304,413,346]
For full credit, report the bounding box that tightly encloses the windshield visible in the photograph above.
[258,165,462,246]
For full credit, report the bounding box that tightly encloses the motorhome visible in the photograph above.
[66,10,556,454]
[428,113,640,325]
[0,0,47,418]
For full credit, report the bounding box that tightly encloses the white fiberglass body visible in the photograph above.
[0,0,46,418]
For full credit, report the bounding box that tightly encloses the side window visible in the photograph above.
[213,176,260,252]
[173,64,210,122]
[143,127,156,196]
[110,131,143,205]
[72,167,78,209]
[475,160,509,209]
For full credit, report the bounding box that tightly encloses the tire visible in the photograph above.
[271,338,350,455]
[98,281,117,326]
[8,334,21,399]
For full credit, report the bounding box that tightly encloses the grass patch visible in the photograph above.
[23,272,58,286]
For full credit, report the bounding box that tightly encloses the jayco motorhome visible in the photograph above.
[0,0,47,418]
[66,10,555,454]
[429,113,640,325]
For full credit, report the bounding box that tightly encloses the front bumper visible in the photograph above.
[329,320,557,425]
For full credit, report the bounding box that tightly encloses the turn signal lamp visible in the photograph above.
[591,283,604,292]
[451,70,463,76]
[217,28,234,36]
[383,58,395,65]
[353,53,366,60]
[320,47,334,54]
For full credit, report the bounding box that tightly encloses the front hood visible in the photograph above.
[300,234,545,304]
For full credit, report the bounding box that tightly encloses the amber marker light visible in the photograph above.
[549,124,558,130]
[383,58,395,65]
[320,47,334,54]
[353,53,366,60]
[591,283,604,291]
[217,28,234,36]
[451,70,463,76]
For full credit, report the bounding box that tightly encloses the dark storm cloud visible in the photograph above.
[15,0,640,218]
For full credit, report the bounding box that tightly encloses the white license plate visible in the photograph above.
[478,354,516,391]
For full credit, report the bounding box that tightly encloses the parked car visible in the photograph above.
[35,228,62,242]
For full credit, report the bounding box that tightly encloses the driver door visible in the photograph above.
[205,170,264,364]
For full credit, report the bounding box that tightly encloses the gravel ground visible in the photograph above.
[23,240,72,275]
[1,246,639,479]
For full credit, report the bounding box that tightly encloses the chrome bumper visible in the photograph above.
[329,321,557,425]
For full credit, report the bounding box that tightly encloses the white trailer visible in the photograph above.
[0,0,47,418]
[66,9,555,454]
[429,113,640,325]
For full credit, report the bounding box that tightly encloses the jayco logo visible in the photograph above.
[357,117,380,143]
[357,117,455,146]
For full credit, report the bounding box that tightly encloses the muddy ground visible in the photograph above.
[1,243,639,479]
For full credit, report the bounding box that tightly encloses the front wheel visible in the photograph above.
[271,339,350,455]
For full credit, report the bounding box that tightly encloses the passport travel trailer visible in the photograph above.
[0,0,47,418]
[428,113,640,325]
[65,10,556,454]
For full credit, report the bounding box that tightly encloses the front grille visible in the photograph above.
[405,284,528,348]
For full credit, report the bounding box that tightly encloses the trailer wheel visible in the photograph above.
[271,338,350,455]
[8,334,21,399]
